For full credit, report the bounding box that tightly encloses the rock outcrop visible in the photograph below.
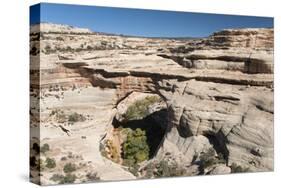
[30,23,274,185]
[157,79,273,171]
[160,28,273,74]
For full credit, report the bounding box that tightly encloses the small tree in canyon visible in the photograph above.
[122,128,149,166]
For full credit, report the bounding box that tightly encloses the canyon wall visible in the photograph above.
[30,24,273,184]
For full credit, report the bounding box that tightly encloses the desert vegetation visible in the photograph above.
[122,128,150,165]
[49,109,86,124]
[144,160,188,178]
[30,23,273,185]
[124,96,161,121]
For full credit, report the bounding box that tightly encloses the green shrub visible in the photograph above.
[68,112,86,123]
[122,128,149,166]
[50,109,67,123]
[41,143,50,153]
[61,174,77,184]
[123,158,136,167]
[63,163,76,173]
[50,174,77,184]
[50,110,86,123]
[124,96,161,121]
[230,163,249,173]
[45,157,56,169]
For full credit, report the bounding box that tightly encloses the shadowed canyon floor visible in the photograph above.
[30,23,273,185]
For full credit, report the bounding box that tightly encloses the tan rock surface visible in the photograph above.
[30,23,274,184]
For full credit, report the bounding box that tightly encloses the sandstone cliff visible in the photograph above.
[30,23,274,184]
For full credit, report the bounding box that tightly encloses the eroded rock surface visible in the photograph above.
[30,23,273,185]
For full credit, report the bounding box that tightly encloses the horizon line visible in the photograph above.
[30,22,274,39]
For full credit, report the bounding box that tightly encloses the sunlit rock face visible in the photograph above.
[30,23,273,185]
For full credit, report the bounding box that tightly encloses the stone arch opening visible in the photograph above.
[100,92,168,165]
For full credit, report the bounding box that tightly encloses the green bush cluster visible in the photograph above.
[63,163,77,173]
[122,128,149,166]
[50,173,77,184]
[49,109,86,124]
[124,96,161,121]
[50,163,78,184]
[68,112,86,123]
[45,157,56,169]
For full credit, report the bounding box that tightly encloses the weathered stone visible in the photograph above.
[30,23,273,184]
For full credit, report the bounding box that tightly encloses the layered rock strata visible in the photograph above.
[30,23,274,184]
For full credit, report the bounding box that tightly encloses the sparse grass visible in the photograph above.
[124,96,161,121]
[63,163,77,173]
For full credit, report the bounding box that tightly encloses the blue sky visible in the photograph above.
[30,3,273,38]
